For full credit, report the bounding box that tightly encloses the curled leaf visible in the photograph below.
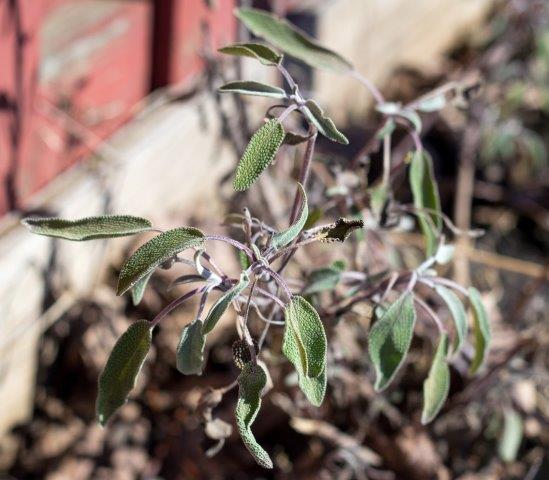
[233,119,285,191]
[409,150,442,256]
[96,320,152,425]
[434,285,467,353]
[236,363,273,469]
[302,100,349,144]
[131,272,152,306]
[202,272,250,334]
[117,227,204,295]
[176,319,206,375]
[22,215,152,241]
[235,7,352,73]
[421,333,450,424]
[219,80,286,99]
[469,287,491,374]
[283,296,327,379]
[368,292,416,391]
[218,42,282,65]
[272,183,308,249]
[314,218,364,243]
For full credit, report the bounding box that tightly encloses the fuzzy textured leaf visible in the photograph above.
[469,287,491,374]
[368,292,416,391]
[302,100,349,144]
[22,215,152,241]
[421,333,450,424]
[96,320,152,425]
[236,363,273,469]
[117,227,204,295]
[272,183,308,249]
[131,272,152,306]
[409,150,442,256]
[316,218,364,243]
[218,42,282,65]
[283,316,327,406]
[176,319,206,375]
[434,285,468,353]
[233,119,285,191]
[219,80,286,99]
[283,296,327,379]
[202,272,250,334]
[235,8,352,73]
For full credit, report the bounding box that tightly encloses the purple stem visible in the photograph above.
[151,287,206,327]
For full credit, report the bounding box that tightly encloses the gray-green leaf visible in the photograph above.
[302,100,349,144]
[202,272,250,334]
[117,227,204,295]
[218,42,282,66]
[498,408,523,463]
[272,183,308,249]
[434,285,467,353]
[131,272,152,306]
[176,319,206,375]
[233,119,285,191]
[469,287,491,374]
[409,150,442,257]
[421,333,450,424]
[283,296,327,379]
[236,363,273,469]
[219,80,286,99]
[96,320,152,425]
[303,267,342,295]
[235,8,352,73]
[22,215,152,241]
[368,292,416,391]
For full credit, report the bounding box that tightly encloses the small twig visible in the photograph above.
[414,296,446,334]
[151,287,206,327]
[205,234,254,258]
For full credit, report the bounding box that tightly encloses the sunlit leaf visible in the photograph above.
[218,42,282,66]
[409,150,442,256]
[498,408,523,463]
[416,93,447,112]
[434,285,467,353]
[368,292,416,391]
[435,244,455,265]
[469,287,491,374]
[219,80,287,99]
[235,7,352,73]
[22,215,152,241]
[233,119,285,191]
[202,272,250,334]
[302,100,349,144]
[236,363,273,469]
[117,227,204,295]
[176,319,206,375]
[131,272,152,306]
[421,333,450,424]
[272,183,308,249]
[283,296,327,379]
[96,320,152,425]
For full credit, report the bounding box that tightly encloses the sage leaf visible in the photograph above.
[434,285,467,353]
[219,80,286,99]
[22,215,152,241]
[236,363,273,469]
[282,314,327,406]
[416,93,447,112]
[469,287,491,374]
[302,100,349,144]
[435,244,455,265]
[218,42,282,66]
[117,227,204,295]
[272,183,308,249]
[303,267,342,295]
[498,408,523,463]
[368,292,416,391]
[316,218,364,243]
[202,272,250,334]
[131,272,152,306]
[235,7,352,73]
[176,319,206,375]
[233,119,285,191]
[421,333,450,424]
[96,320,152,425]
[283,131,311,146]
[283,296,327,379]
[409,150,442,257]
